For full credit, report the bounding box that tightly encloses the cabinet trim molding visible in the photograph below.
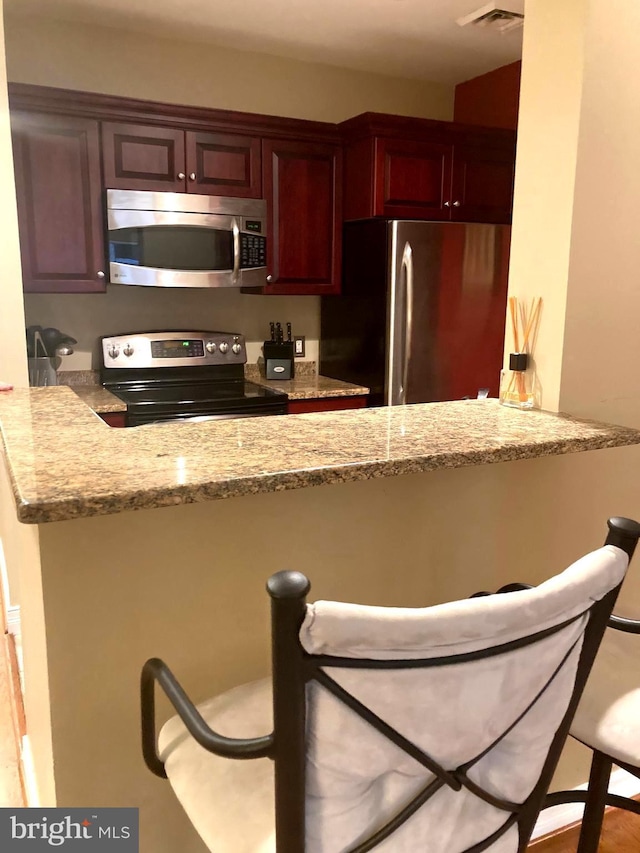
[8,83,341,144]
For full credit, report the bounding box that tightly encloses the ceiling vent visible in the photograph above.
[457,2,524,34]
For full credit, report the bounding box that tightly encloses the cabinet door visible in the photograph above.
[375,138,453,220]
[287,396,367,414]
[262,139,342,295]
[102,122,186,192]
[12,113,106,293]
[450,144,515,224]
[185,131,261,197]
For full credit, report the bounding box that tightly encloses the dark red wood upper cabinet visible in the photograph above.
[375,138,453,220]
[102,122,186,192]
[450,143,515,224]
[341,113,516,224]
[185,131,261,197]
[11,112,106,293]
[261,139,342,295]
[102,123,262,197]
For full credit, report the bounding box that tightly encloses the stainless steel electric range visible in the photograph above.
[100,330,288,426]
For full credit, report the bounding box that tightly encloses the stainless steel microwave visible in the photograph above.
[107,189,267,288]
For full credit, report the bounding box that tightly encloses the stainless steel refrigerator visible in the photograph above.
[320,219,511,407]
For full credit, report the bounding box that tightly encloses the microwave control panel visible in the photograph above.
[240,232,266,269]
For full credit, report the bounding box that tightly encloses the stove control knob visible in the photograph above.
[123,344,134,357]
[232,343,242,355]
[108,345,120,360]
[219,342,229,354]
[205,341,217,354]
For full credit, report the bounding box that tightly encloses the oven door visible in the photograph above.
[107,209,266,288]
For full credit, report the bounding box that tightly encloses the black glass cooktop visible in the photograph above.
[111,379,285,408]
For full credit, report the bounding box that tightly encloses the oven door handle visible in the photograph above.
[232,218,241,284]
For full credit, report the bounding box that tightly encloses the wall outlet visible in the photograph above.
[293,336,305,357]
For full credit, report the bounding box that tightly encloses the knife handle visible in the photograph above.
[270,322,275,342]
[287,322,292,341]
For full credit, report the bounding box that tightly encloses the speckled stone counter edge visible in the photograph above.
[3,390,639,525]
[14,431,640,526]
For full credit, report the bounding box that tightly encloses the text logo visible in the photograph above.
[0,808,138,850]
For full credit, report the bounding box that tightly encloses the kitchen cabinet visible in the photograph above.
[102,122,262,198]
[449,143,515,224]
[99,412,126,428]
[341,113,516,224]
[11,112,106,293]
[287,396,367,415]
[374,137,453,221]
[258,138,342,295]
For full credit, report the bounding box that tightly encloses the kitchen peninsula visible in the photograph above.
[1,390,639,853]
[2,387,638,523]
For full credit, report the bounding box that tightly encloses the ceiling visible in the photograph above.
[3,0,524,84]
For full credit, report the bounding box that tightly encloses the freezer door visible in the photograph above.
[387,222,510,404]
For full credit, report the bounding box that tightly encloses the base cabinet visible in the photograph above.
[11,113,106,293]
[287,396,367,415]
[99,412,126,428]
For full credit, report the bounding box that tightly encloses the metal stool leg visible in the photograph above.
[577,751,613,853]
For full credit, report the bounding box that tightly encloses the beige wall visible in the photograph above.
[35,443,640,851]
[505,0,588,411]
[0,2,27,385]
[3,16,453,124]
[4,14,454,370]
[560,0,640,427]
[0,1,52,805]
[504,0,640,793]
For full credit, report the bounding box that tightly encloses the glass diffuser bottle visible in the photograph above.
[500,296,542,410]
[500,352,537,409]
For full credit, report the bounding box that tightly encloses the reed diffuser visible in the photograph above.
[499,296,542,409]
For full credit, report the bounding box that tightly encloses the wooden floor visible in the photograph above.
[529,806,640,852]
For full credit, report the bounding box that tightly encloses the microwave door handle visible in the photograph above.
[401,242,414,406]
[232,219,241,283]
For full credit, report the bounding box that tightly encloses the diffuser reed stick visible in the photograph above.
[501,296,542,409]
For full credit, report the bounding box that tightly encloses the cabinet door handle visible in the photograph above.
[266,275,273,283]
[452,200,461,207]
[177,172,186,180]
[97,270,105,279]
[444,201,451,207]
[189,173,196,181]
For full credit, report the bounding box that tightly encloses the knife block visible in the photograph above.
[263,341,295,380]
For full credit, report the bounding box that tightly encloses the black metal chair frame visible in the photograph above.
[544,610,640,853]
[141,518,640,853]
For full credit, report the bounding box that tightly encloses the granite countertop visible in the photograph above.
[63,366,369,408]
[1,386,639,525]
[251,374,369,399]
[244,363,369,399]
[72,386,127,414]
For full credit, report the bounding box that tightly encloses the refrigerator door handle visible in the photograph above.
[400,241,414,405]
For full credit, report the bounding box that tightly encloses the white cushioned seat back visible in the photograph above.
[571,626,640,767]
[300,545,628,852]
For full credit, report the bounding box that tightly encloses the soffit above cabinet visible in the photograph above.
[7,83,342,144]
